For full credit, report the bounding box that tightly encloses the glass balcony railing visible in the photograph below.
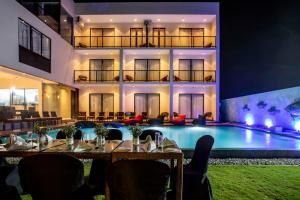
[74,36,216,48]
[123,70,170,82]
[74,70,216,83]
[173,70,216,82]
[74,70,120,83]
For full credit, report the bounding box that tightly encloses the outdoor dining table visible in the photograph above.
[0,139,183,200]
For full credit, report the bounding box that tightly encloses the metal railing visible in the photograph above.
[74,35,216,48]
[173,70,216,82]
[123,70,170,82]
[74,70,120,83]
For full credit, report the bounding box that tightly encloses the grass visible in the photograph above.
[21,164,300,200]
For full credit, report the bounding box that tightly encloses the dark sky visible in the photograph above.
[73,0,300,99]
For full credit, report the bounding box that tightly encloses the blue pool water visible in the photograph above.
[2,126,300,150]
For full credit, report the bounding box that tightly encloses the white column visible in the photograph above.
[169,49,174,118]
[119,48,124,111]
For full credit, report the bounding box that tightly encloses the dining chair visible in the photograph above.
[87,128,123,195]
[97,112,105,122]
[18,154,93,200]
[170,135,214,200]
[56,129,82,140]
[107,160,170,200]
[140,129,162,140]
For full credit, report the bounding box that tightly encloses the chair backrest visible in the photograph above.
[99,112,105,117]
[106,129,123,140]
[142,112,148,118]
[140,129,162,140]
[56,130,66,139]
[173,112,178,117]
[89,112,95,116]
[190,135,214,174]
[117,112,124,116]
[79,112,86,117]
[74,129,83,140]
[109,112,114,116]
[42,111,50,117]
[20,110,30,119]
[18,154,84,200]
[108,160,170,200]
[50,111,57,117]
[33,111,40,118]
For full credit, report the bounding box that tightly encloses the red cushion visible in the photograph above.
[135,115,143,121]
[177,114,186,119]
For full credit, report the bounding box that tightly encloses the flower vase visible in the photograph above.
[132,137,140,146]
[66,136,74,149]
[97,135,106,148]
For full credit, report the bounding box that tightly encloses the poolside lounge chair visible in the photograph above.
[50,111,62,125]
[77,112,87,121]
[171,114,186,125]
[107,160,170,200]
[18,154,93,200]
[123,114,144,125]
[107,112,115,121]
[97,112,105,122]
[148,113,168,125]
[116,112,124,121]
[87,112,95,121]
[142,112,148,122]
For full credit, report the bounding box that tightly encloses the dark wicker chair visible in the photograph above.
[140,129,162,140]
[18,154,93,200]
[170,135,214,200]
[87,112,95,121]
[87,128,123,195]
[107,160,170,200]
[107,112,115,121]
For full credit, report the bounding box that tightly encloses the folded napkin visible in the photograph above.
[162,138,178,149]
[143,135,156,152]
[7,141,37,151]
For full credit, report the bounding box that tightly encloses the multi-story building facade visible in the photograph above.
[0,1,219,121]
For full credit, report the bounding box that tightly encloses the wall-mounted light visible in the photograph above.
[245,113,254,126]
[87,19,91,22]
[264,118,273,128]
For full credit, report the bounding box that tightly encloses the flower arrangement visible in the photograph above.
[129,125,142,138]
[95,124,109,137]
[32,122,48,136]
[62,125,76,138]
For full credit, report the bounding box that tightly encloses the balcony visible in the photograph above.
[74,70,120,83]
[123,70,170,82]
[74,35,216,49]
[173,70,216,83]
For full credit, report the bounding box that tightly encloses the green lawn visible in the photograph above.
[21,165,300,200]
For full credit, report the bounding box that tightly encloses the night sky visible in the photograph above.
[74,0,300,99]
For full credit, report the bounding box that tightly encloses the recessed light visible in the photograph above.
[203,18,207,22]
[200,53,207,55]
[181,19,185,22]
[157,19,160,22]
[44,20,47,23]
[64,19,67,22]
[109,19,113,22]
[134,18,137,22]
[84,53,89,55]
[179,52,183,55]
[87,19,91,22]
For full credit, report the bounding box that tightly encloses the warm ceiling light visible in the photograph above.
[157,19,160,22]
[181,19,185,22]
[203,18,207,22]
[200,53,207,55]
[87,19,91,22]
[134,18,137,22]
[109,19,113,22]
[64,19,67,22]
[44,20,47,23]
[179,52,183,55]
[84,53,89,55]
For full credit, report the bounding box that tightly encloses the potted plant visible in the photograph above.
[62,124,76,147]
[32,122,48,150]
[129,125,142,145]
[95,124,109,148]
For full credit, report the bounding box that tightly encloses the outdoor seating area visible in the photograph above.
[0,106,62,131]
[75,111,214,126]
[0,121,215,200]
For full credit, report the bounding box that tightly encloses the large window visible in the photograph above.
[18,18,51,60]
[89,59,115,82]
[89,93,114,114]
[0,89,11,106]
[134,93,160,118]
[134,59,160,81]
[179,94,204,119]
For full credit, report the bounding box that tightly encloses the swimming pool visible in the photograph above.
[8,125,299,150]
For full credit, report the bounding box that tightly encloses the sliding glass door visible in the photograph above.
[178,59,204,81]
[179,94,204,118]
[153,28,166,47]
[89,93,114,114]
[130,28,143,47]
[134,59,160,81]
[90,59,114,82]
[179,28,204,47]
[90,28,115,47]
[134,93,160,118]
